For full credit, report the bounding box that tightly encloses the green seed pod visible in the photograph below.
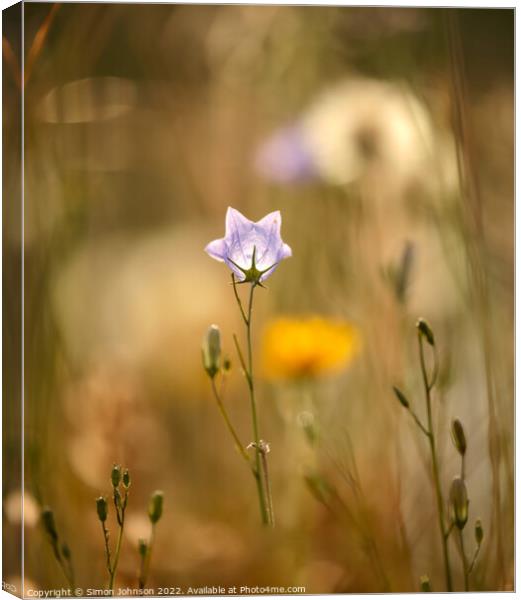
[111,464,122,488]
[41,507,58,542]
[393,386,409,409]
[138,538,148,558]
[449,476,469,530]
[451,419,467,456]
[122,469,131,489]
[416,318,435,346]
[420,575,432,592]
[96,496,108,522]
[475,519,484,545]
[148,490,164,524]
[202,325,221,378]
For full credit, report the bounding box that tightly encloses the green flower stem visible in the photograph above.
[138,525,155,590]
[50,538,75,588]
[100,520,114,586]
[232,277,272,526]
[108,490,128,592]
[418,333,453,592]
[457,529,470,591]
[108,524,124,592]
[444,521,455,541]
[210,378,251,466]
[406,406,430,437]
[64,556,75,589]
[468,541,482,574]
[245,283,273,527]
[259,444,275,527]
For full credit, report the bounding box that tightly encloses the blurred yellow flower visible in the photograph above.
[262,316,360,380]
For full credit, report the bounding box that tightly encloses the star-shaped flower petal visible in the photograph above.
[205,207,292,283]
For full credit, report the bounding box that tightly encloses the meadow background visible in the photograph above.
[2,4,514,594]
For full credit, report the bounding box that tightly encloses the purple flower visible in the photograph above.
[205,207,292,283]
[254,125,317,183]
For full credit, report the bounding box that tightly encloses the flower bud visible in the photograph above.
[138,538,148,558]
[449,476,469,530]
[451,419,467,456]
[202,325,221,378]
[41,507,58,542]
[122,469,131,489]
[148,490,164,524]
[96,496,108,522]
[393,386,409,409]
[416,318,435,346]
[475,519,483,545]
[111,464,122,488]
[420,575,432,592]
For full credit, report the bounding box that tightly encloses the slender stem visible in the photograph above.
[457,529,470,591]
[232,334,249,383]
[245,284,271,526]
[138,551,147,591]
[210,378,251,466]
[108,526,123,592]
[469,542,481,574]
[50,539,75,589]
[407,407,430,437]
[139,525,155,591]
[231,274,248,325]
[101,521,113,583]
[113,488,123,527]
[419,334,453,591]
[444,521,455,540]
[259,444,275,527]
[64,555,76,589]
[108,490,128,592]
[230,279,273,526]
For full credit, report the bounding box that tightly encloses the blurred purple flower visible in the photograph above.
[205,207,292,283]
[254,125,317,183]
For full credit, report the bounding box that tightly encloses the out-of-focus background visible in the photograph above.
[3,3,514,594]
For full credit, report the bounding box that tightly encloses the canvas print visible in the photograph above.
[2,3,514,596]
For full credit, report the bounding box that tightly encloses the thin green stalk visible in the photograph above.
[108,491,128,592]
[259,443,275,527]
[50,541,74,589]
[457,529,470,591]
[407,407,430,437]
[469,541,482,574]
[101,521,113,584]
[108,525,123,592]
[231,277,271,526]
[64,556,75,589]
[210,378,251,466]
[245,283,272,526]
[139,526,155,590]
[419,333,453,592]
